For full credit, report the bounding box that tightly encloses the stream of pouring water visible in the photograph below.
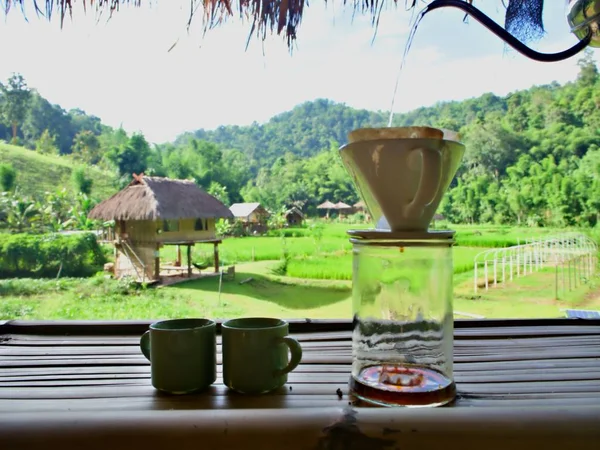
[387,9,428,127]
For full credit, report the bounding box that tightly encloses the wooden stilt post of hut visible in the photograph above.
[214,243,220,273]
[187,244,192,278]
[154,244,160,280]
[177,245,182,266]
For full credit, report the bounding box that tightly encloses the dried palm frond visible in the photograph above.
[1,1,548,49]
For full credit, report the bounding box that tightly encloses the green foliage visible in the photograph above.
[207,181,230,205]
[35,129,59,155]
[230,219,248,237]
[0,232,106,279]
[267,207,287,230]
[71,166,93,195]
[0,188,101,233]
[104,131,151,183]
[72,130,101,164]
[266,227,310,238]
[215,218,232,238]
[0,163,16,192]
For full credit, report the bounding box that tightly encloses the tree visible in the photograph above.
[35,129,59,155]
[104,131,150,183]
[576,49,599,87]
[0,164,17,192]
[207,181,230,206]
[0,74,31,144]
[72,130,101,164]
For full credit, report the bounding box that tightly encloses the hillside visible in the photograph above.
[174,94,509,169]
[2,55,599,229]
[166,53,600,227]
[0,142,118,199]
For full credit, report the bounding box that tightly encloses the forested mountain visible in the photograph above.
[175,92,510,169]
[1,50,599,230]
[175,99,389,167]
[0,74,108,155]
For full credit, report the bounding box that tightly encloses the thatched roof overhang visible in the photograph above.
[88,176,234,221]
[2,1,549,51]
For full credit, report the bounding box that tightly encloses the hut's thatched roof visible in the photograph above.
[353,200,366,209]
[285,206,304,219]
[88,175,233,221]
[335,201,351,209]
[317,200,336,209]
[4,1,546,50]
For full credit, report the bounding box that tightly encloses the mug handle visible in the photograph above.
[275,336,303,376]
[403,147,442,219]
[140,330,151,361]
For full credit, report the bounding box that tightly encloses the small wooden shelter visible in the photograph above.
[284,207,305,226]
[88,174,233,283]
[229,202,270,224]
[229,202,270,234]
[334,201,352,219]
[317,200,336,218]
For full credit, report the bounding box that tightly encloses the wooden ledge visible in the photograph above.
[1,406,599,450]
[2,318,600,336]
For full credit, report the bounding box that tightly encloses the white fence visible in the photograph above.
[473,233,598,298]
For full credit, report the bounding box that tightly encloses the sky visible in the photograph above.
[1,1,598,144]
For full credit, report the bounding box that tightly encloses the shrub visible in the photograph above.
[0,232,106,278]
[0,163,16,192]
[72,166,93,195]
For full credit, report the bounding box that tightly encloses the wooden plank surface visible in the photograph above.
[0,319,600,450]
[0,319,599,410]
[0,319,599,449]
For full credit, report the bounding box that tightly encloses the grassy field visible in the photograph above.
[1,259,598,321]
[0,142,118,198]
[2,222,599,321]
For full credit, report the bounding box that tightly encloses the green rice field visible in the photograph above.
[2,221,599,321]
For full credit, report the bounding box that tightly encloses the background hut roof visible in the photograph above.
[335,201,351,209]
[4,1,546,50]
[88,176,233,221]
[317,200,336,209]
[353,200,366,208]
[229,202,268,218]
[285,206,304,219]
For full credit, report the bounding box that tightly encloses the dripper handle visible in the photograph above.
[403,147,442,220]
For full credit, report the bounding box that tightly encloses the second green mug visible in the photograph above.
[222,317,303,394]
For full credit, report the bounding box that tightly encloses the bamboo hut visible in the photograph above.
[284,207,305,226]
[88,174,233,283]
[229,202,270,234]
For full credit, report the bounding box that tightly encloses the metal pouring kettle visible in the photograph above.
[423,0,600,62]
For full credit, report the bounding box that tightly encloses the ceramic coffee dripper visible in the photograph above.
[339,126,465,232]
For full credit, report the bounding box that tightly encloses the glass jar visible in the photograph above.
[348,230,456,407]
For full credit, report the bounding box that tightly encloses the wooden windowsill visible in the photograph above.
[1,318,599,449]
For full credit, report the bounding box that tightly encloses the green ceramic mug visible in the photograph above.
[222,317,303,394]
[140,318,216,394]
